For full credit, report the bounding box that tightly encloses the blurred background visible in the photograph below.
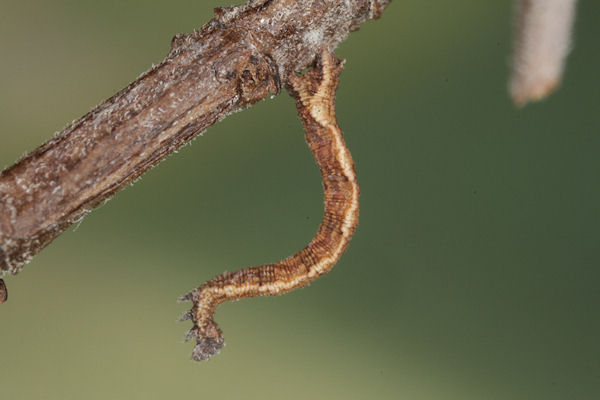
[1,1,599,399]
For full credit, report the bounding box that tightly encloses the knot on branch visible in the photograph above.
[236,53,281,104]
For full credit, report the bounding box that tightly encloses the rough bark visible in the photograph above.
[0,0,390,276]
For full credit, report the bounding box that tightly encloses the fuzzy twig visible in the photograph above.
[0,0,390,280]
[510,0,578,106]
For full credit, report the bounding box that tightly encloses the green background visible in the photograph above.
[1,1,598,399]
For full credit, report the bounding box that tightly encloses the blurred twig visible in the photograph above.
[510,0,578,106]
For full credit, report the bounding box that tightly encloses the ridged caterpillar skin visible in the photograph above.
[179,50,360,361]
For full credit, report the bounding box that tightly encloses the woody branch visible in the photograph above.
[0,0,390,278]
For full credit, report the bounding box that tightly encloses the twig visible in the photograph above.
[510,0,578,106]
[0,0,390,279]
[0,279,6,304]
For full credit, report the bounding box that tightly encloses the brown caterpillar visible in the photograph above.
[179,49,360,361]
